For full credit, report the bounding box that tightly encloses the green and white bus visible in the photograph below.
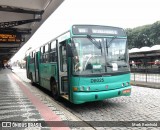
[26,25,131,104]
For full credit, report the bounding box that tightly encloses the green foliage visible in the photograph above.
[126,21,160,49]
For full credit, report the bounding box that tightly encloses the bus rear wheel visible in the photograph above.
[50,80,59,100]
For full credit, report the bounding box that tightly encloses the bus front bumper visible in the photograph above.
[72,86,131,104]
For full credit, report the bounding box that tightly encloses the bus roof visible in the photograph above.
[27,24,126,55]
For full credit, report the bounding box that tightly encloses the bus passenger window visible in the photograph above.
[60,44,67,72]
[50,41,57,62]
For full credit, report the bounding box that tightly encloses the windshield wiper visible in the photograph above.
[106,36,117,55]
[106,36,117,48]
[87,35,102,49]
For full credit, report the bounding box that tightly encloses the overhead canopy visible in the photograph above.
[129,45,160,53]
[0,0,64,63]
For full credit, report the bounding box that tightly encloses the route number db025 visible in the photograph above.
[91,78,104,83]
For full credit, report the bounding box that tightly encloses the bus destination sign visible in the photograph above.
[72,25,126,36]
[0,33,21,43]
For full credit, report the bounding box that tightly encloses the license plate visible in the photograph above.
[122,89,131,94]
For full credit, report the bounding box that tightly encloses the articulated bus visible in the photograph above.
[26,25,131,104]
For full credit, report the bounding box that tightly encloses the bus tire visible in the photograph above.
[50,79,59,100]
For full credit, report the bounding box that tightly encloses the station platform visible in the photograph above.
[1,67,159,130]
[0,68,70,130]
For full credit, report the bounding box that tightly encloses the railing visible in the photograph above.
[131,73,160,83]
[131,68,160,83]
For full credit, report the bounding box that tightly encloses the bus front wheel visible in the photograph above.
[50,80,59,100]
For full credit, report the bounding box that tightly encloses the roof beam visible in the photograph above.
[0,44,20,48]
[0,28,31,35]
[0,5,44,14]
[0,18,41,28]
[0,52,14,55]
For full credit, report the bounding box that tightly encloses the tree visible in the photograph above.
[126,21,160,49]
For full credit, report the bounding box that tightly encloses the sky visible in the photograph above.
[11,0,160,62]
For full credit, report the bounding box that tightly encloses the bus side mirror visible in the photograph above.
[66,44,74,57]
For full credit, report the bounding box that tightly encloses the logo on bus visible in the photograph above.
[91,78,104,83]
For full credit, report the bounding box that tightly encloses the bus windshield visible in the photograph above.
[106,38,129,73]
[72,37,129,75]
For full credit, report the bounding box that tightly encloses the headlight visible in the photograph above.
[80,86,85,91]
[122,83,125,87]
[126,82,130,86]
[86,87,90,91]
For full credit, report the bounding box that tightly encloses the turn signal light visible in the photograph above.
[73,87,78,91]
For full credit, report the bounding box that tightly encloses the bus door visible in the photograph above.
[58,41,69,97]
[26,56,30,79]
[34,52,39,83]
